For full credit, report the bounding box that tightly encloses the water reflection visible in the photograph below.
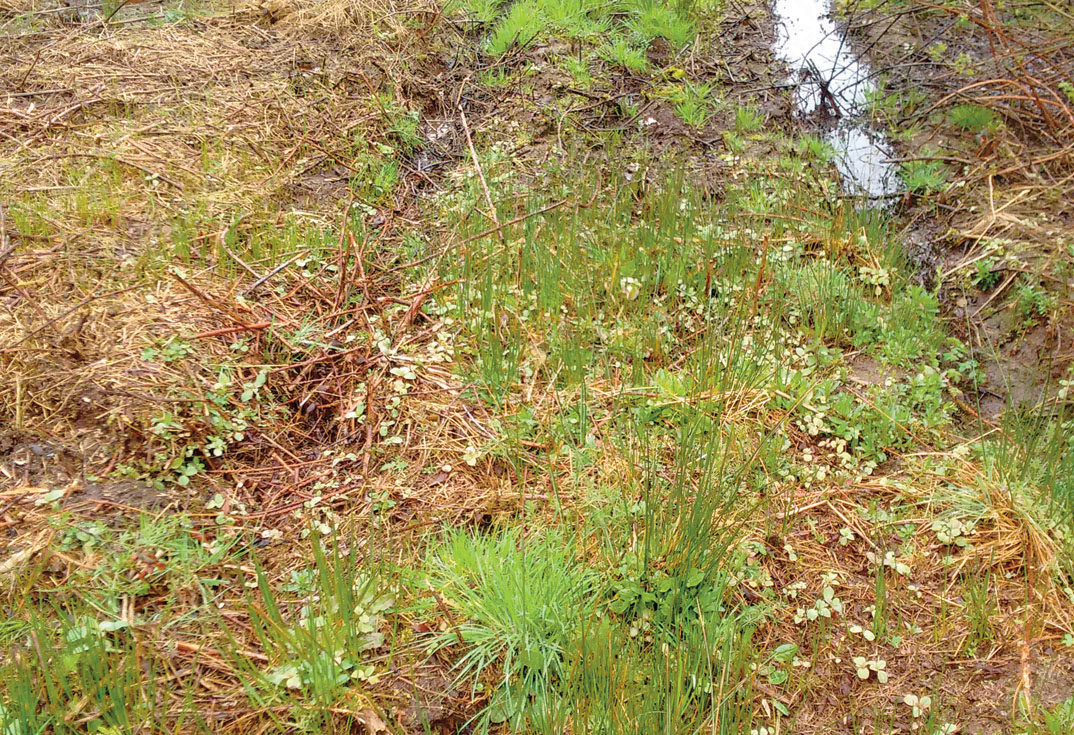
[772,0,900,199]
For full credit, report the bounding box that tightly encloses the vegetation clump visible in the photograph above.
[1,0,1073,733]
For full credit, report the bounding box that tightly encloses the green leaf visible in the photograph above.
[34,489,65,505]
[771,643,798,662]
[266,664,302,690]
[97,620,129,633]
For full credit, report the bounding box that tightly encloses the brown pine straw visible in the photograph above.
[0,0,507,523]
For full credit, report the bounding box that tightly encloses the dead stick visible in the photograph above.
[15,47,42,90]
[193,322,271,339]
[389,198,572,273]
[334,195,355,308]
[41,152,182,190]
[219,241,262,281]
[428,584,466,646]
[459,106,502,236]
[243,251,307,296]
[0,203,10,264]
[170,271,240,319]
[0,268,50,326]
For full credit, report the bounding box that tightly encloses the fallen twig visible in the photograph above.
[193,322,272,340]
[243,251,308,296]
[459,105,502,234]
[389,197,575,273]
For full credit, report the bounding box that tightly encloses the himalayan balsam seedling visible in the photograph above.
[852,657,888,683]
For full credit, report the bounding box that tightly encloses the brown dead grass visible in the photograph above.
[0,0,477,494]
[748,455,1074,735]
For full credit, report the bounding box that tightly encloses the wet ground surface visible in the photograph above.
[771,0,1073,418]
[771,0,900,199]
[2,2,1072,733]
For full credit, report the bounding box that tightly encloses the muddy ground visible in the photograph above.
[2,0,1074,733]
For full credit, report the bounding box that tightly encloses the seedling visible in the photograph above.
[794,585,844,624]
[931,517,975,547]
[852,657,888,683]
[848,623,876,642]
[869,550,911,577]
[903,693,932,718]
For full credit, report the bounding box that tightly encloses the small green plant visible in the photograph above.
[962,572,995,655]
[848,622,876,642]
[598,37,650,72]
[487,1,544,54]
[383,97,423,152]
[550,606,755,733]
[903,693,932,719]
[901,159,947,194]
[627,0,695,46]
[777,261,868,347]
[866,87,928,121]
[1060,82,1074,106]
[480,66,514,87]
[455,0,503,24]
[1015,280,1055,324]
[424,528,596,728]
[947,103,997,133]
[607,561,726,638]
[973,258,1003,290]
[734,105,764,133]
[797,133,835,162]
[143,365,272,487]
[242,535,393,706]
[931,517,976,547]
[1035,697,1074,735]
[876,287,948,366]
[673,82,715,127]
[852,656,888,683]
[793,584,844,624]
[2,613,171,733]
[542,0,610,38]
[953,51,976,77]
[872,550,911,577]
[758,642,798,686]
[141,336,193,363]
[471,326,524,408]
[562,55,592,87]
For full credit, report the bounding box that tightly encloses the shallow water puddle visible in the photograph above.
[772,0,900,199]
